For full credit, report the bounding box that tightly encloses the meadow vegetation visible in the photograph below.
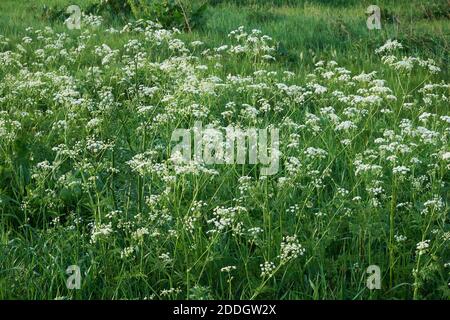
[0,0,448,299]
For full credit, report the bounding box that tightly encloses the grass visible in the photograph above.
[0,0,449,300]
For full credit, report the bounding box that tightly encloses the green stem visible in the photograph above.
[389,177,397,288]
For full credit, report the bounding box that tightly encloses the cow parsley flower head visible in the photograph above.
[90,223,113,244]
[393,165,410,175]
[220,266,237,273]
[260,261,276,277]
[279,235,305,263]
[416,240,430,255]
[375,39,403,54]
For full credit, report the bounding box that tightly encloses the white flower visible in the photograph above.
[416,240,430,255]
[304,147,328,159]
[132,227,149,241]
[279,235,305,263]
[441,152,450,161]
[90,223,113,244]
[120,246,135,259]
[216,45,228,52]
[375,39,403,54]
[394,234,407,243]
[260,261,276,277]
[335,120,357,131]
[393,166,410,175]
[159,252,173,264]
[220,266,237,273]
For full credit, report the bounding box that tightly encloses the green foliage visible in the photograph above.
[246,6,282,24]
[210,0,359,7]
[0,0,449,301]
[40,0,209,31]
[126,0,208,31]
[85,0,132,16]
[419,0,450,20]
[40,4,69,23]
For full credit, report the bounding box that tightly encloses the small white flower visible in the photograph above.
[416,240,430,255]
[393,166,410,175]
[220,266,237,273]
[260,261,276,277]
